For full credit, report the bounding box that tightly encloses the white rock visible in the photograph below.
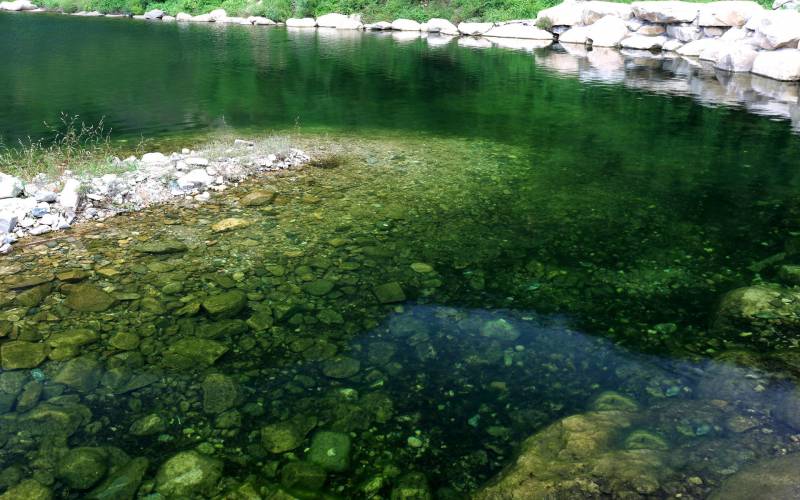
[249,16,276,25]
[365,21,392,30]
[0,174,23,199]
[34,190,57,203]
[28,225,51,236]
[141,152,170,164]
[186,157,209,167]
[484,22,553,39]
[587,15,629,47]
[714,43,759,71]
[190,13,212,22]
[177,169,213,189]
[457,22,494,36]
[392,19,421,31]
[620,34,668,49]
[58,179,81,210]
[699,39,729,60]
[720,26,749,41]
[195,192,210,201]
[286,17,316,27]
[698,1,762,27]
[0,0,36,11]
[38,213,57,226]
[425,18,459,35]
[207,8,227,21]
[316,13,362,29]
[176,12,192,21]
[559,25,590,44]
[582,1,633,25]
[143,9,163,20]
[458,37,493,49]
[0,214,17,233]
[162,15,175,21]
[631,1,700,23]
[676,38,723,56]
[751,10,800,50]
[663,39,684,51]
[537,0,585,26]
[752,49,800,81]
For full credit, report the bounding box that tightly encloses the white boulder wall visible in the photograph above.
[582,1,633,25]
[698,1,762,28]
[316,13,362,29]
[458,22,493,36]
[391,18,421,31]
[631,1,700,23]
[714,42,759,72]
[425,18,459,36]
[537,0,585,26]
[750,11,800,50]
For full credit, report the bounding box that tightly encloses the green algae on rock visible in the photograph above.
[63,285,116,312]
[0,341,48,370]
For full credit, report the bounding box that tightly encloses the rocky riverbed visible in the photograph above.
[0,133,799,498]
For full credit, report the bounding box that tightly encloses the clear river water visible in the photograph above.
[2,10,800,500]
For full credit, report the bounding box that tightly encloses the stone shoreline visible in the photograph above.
[0,140,309,254]
[2,0,800,81]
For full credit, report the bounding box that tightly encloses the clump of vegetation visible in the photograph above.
[308,154,345,169]
[534,15,552,30]
[0,114,125,179]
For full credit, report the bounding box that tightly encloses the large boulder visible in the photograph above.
[64,284,116,312]
[458,22,493,36]
[425,18,459,35]
[537,0,585,26]
[582,1,633,25]
[286,18,316,28]
[676,38,724,56]
[559,26,590,44]
[1,341,47,370]
[207,8,227,21]
[751,11,800,50]
[175,12,192,21]
[667,23,703,41]
[391,19,421,31]
[156,451,222,498]
[315,13,362,29]
[143,9,163,20]
[587,15,630,47]
[714,43,759,72]
[752,49,800,81]
[0,174,23,199]
[709,454,800,499]
[698,1,762,27]
[631,1,700,23]
[484,22,553,40]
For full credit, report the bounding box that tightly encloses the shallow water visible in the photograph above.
[2,11,800,500]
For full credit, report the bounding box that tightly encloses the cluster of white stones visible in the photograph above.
[0,141,309,253]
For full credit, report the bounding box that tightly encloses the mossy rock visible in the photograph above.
[623,430,669,451]
[1,341,48,370]
[64,285,116,312]
[592,391,639,412]
[709,453,800,500]
[202,373,239,414]
[240,189,278,207]
[57,447,108,490]
[308,431,351,472]
[47,329,99,349]
[53,356,102,393]
[373,282,406,304]
[162,338,228,369]
[0,479,52,500]
[155,451,222,498]
[133,239,188,254]
[87,456,149,500]
[261,416,317,454]
[202,290,247,318]
[211,218,251,233]
[280,461,327,492]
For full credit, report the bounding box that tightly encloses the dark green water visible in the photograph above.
[2,11,800,500]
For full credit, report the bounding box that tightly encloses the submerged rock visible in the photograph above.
[0,479,52,500]
[129,413,166,436]
[202,373,239,414]
[163,338,228,369]
[240,188,277,207]
[261,416,317,454]
[87,456,148,500]
[155,451,222,498]
[1,341,47,370]
[133,239,188,254]
[211,218,251,233]
[280,461,327,491]
[373,282,406,304]
[53,356,102,392]
[709,453,800,499]
[713,284,800,349]
[57,447,108,490]
[322,356,360,379]
[202,290,247,318]
[390,472,431,500]
[308,431,351,472]
[64,284,116,312]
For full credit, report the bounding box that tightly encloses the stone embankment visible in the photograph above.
[0,141,309,254]
[3,0,799,80]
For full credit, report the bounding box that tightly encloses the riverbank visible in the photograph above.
[3,0,799,83]
[0,136,309,254]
